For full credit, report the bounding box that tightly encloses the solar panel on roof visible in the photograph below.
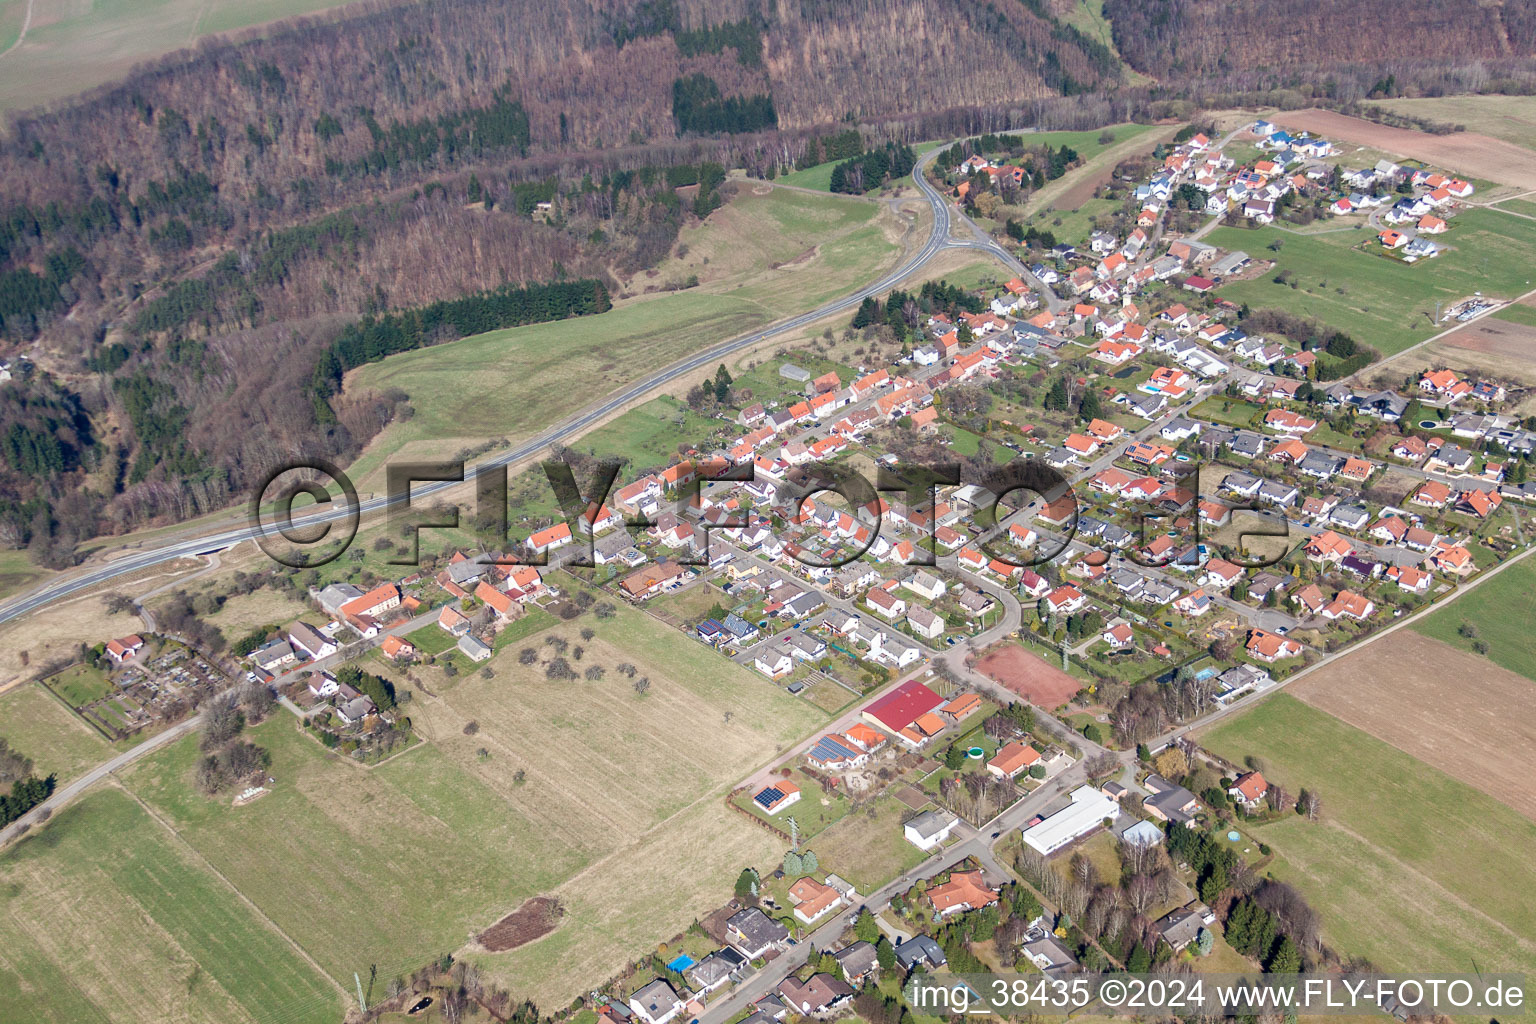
[754,787,784,809]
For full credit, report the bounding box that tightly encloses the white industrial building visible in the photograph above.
[1022,786,1120,855]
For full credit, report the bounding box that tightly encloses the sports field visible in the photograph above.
[30,581,829,1010]
[0,0,359,112]
[1206,209,1536,355]
[1201,694,1536,976]
[0,787,344,1024]
[1411,552,1536,681]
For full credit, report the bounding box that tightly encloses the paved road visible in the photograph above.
[0,147,1059,630]
[0,703,200,845]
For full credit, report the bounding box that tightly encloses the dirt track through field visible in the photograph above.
[1272,109,1536,190]
[1290,632,1536,822]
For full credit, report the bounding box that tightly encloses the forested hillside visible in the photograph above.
[1104,0,1536,80]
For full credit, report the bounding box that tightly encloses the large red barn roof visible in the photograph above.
[863,679,944,734]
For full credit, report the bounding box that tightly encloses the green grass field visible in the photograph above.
[1371,96,1536,154]
[0,547,44,604]
[0,0,360,112]
[81,579,829,1008]
[1201,694,1536,976]
[776,161,841,192]
[574,397,724,471]
[348,187,898,488]
[0,682,112,783]
[43,663,114,708]
[0,787,344,1024]
[1493,300,1536,327]
[1411,554,1536,681]
[1207,209,1536,355]
[810,792,929,893]
[120,719,588,987]
[1493,197,1536,220]
[732,768,851,838]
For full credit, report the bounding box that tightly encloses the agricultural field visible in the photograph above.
[0,787,344,1024]
[1206,209,1536,356]
[346,187,903,490]
[1271,109,1536,192]
[101,582,826,1008]
[1411,552,1536,681]
[1289,630,1536,822]
[1201,694,1536,977]
[1370,95,1536,156]
[0,682,113,784]
[0,0,359,113]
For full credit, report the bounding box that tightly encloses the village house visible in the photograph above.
[927,870,999,918]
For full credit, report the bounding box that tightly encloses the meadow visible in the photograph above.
[572,397,724,471]
[1201,694,1536,976]
[1206,208,1536,355]
[0,0,359,112]
[1371,95,1536,154]
[0,682,113,783]
[71,579,829,1009]
[809,793,929,893]
[0,787,344,1024]
[1411,553,1536,681]
[347,187,901,489]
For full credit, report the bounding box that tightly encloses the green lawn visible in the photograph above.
[1493,300,1536,327]
[0,788,344,1024]
[0,682,113,783]
[405,622,460,657]
[1190,397,1264,429]
[811,793,929,892]
[1201,694,1536,976]
[732,768,851,839]
[1016,124,1159,164]
[1207,209,1536,356]
[1411,554,1536,681]
[776,161,841,192]
[43,662,114,708]
[490,607,557,650]
[1037,195,1120,243]
[574,397,724,471]
[1493,198,1536,220]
